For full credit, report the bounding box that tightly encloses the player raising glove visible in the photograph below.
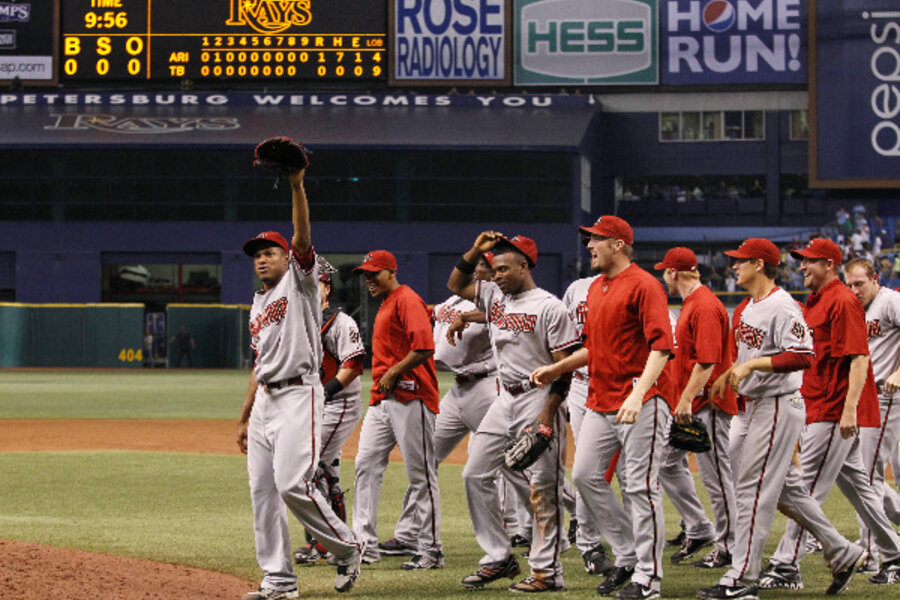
[505,420,554,470]
[253,136,310,176]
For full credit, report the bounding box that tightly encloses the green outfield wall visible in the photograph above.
[166,304,251,369]
[0,303,145,368]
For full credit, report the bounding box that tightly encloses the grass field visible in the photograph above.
[0,369,895,598]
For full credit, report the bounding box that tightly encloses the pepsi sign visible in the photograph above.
[514,0,658,85]
[661,0,806,84]
[810,1,900,188]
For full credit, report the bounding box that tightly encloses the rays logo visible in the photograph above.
[226,0,312,34]
[702,0,735,33]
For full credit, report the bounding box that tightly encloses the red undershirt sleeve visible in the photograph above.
[770,350,813,373]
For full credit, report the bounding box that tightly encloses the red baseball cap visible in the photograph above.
[354,250,397,273]
[243,231,289,256]
[654,247,698,271]
[790,238,843,265]
[482,251,494,266]
[578,215,634,246]
[497,234,538,268]
[724,238,781,266]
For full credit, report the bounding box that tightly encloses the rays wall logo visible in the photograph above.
[0,2,30,23]
[43,114,241,133]
[515,0,658,85]
[226,0,312,34]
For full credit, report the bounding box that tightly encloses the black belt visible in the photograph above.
[503,380,534,397]
[454,372,492,385]
[261,375,309,391]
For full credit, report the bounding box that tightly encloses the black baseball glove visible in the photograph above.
[668,417,712,453]
[253,136,310,176]
[505,420,553,471]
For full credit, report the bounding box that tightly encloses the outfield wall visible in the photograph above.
[0,303,144,368]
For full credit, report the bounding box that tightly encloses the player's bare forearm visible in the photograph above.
[531,347,588,386]
[448,231,501,299]
[289,169,311,253]
[840,354,868,438]
[675,363,714,423]
[335,362,363,388]
[535,349,574,425]
[632,350,671,399]
[378,349,433,394]
[461,309,486,323]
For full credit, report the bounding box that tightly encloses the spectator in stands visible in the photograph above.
[170,325,195,368]
[879,257,893,282]
[894,221,900,246]
[894,254,900,279]
[874,217,890,251]
[860,241,875,264]
[749,179,765,197]
[692,185,704,200]
[836,207,851,235]
[851,228,869,254]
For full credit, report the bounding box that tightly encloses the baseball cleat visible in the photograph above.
[294,542,326,565]
[509,534,532,548]
[614,581,660,600]
[691,549,731,569]
[869,556,900,585]
[696,584,759,599]
[567,518,578,545]
[856,553,879,574]
[671,536,714,564]
[461,555,521,588]
[806,536,823,554]
[400,551,445,570]
[242,587,299,600]
[583,544,616,576]
[361,545,381,565]
[334,541,365,593]
[758,562,803,589]
[596,566,635,596]
[666,526,686,547]
[377,537,416,556]
[508,576,563,593]
[826,550,868,596]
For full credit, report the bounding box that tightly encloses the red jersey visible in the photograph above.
[584,263,675,412]
[370,285,440,413]
[674,285,737,415]
[801,278,879,427]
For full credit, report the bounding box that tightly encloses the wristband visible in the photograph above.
[323,378,344,400]
[549,378,571,398]
[456,256,477,275]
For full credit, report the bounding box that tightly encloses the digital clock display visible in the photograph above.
[60,0,387,81]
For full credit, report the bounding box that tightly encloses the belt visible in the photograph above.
[454,372,493,385]
[261,375,309,391]
[503,380,535,397]
[748,391,799,402]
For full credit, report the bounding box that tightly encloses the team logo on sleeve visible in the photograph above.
[736,319,765,349]
[790,321,806,340]
[249,296,288,336]
[490,300,536,335]
[867,319,882,339]
[574,301,588,325]
[349,328,360,343]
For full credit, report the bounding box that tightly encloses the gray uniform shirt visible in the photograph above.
[734,287,813,399]
[250,249,322,383]
[865,286,900,401]
[475,280,580,386]
[432,295,496,376]
[322,310,365,401]
[562,275,599,381]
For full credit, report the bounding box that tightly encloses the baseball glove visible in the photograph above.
[253,136,310,176]
[668,417,712,453]
[504,421,553,471]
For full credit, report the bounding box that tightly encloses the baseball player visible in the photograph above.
[759,239,900,589]
[351,251,443,569]
[655,247,736,569]
[844,257,900,583]
[383,256,536,560]
[448,232,580,593]
[561,273,618,577]
[533,215,674,600]
[695,238,865,600]
[237,168,364,600]
[294,268,366,565]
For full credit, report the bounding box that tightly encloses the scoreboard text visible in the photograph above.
[61,0,387,81]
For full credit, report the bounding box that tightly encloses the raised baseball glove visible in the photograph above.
[505,420,553,471]
[668,417,712,453]
[253,136,310,176]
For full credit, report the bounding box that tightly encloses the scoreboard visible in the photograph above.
[60,0,386,82]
